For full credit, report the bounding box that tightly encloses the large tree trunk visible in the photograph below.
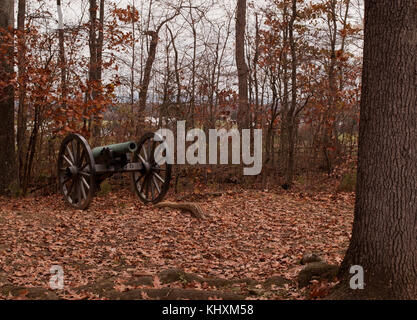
[0,0,16,194]
[235,0,249,129]
[331,0,417,300]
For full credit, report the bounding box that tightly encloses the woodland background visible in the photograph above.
[0,0,363,195]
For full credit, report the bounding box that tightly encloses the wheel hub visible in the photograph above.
[143,161,151,174]
[66,165,79,177]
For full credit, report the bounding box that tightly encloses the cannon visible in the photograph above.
[57,133,172,210]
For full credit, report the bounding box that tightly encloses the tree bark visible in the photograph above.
[130,1,136,108]
[96,0,104,82]
[16,0,26,189]
[285,0,298,187]
[87,0,104,138]
[0,0,16,194]
[235,0,249,129]
[331,0,417,300]
[86,0,97,134]
[57,0,66,103]
[88,0,98,96]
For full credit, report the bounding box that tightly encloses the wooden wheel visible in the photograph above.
[132,132,172,204]
[58,134,96,210]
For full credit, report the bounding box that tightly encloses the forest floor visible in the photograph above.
[0,181,355,300]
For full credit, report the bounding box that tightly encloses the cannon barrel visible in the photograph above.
[92,141,138,158]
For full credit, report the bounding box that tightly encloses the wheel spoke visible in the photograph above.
[67,178,75,196]
[147,140,152,162]
[152,176,161,194]
[142,146,148,161]
[150,144,156,164]
[139,154,146,164]
[80,171,91,178]
[146,175,151,198]
[66,145,75,163]
[81,177,90,190]
[80,179,87,200]
[80,163,89,172]
[76,178,82,204]
[154,172,165,184]
[80,163,91,176]
[76,141,81,165]
[136,173,145,185]
[63,155,73,166]
[71,140,78,163]
[141,175,148,196]
[77,148,85,167]
[150,176,155,200]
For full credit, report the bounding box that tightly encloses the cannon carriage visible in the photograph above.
[57,133,172,210]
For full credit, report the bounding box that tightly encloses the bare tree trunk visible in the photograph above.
[279,2,290,176]
[96,0,104,82]
[86,0,97,134]
[138,12,179,130]
[138,30,159,123]
[23,105,40,194]
[167,26,181,111]
[87,0,104,139]
[283,0,298,187]
[253,13,260,129]
[322,0,339,174]
[331,0,417,300]
[235,0,249,129]
[189,4,197,128]
[16,0,26,189]
[57,0,66,103]
[88,0,97,96]
[0,0,16,194]
[130,1,136,108]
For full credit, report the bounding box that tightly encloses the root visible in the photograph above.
[155,202,205,219]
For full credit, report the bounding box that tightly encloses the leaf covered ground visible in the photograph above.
[0,185,354,300]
